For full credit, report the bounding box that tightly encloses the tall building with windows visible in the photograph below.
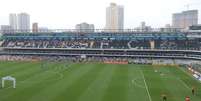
[0,25,12,34]
[17,13,30,32]
[105,3,124,32]
[135,22,152,32]
[32,23,38,32]
[75,22,95,33]
[172,10,198,29]
[9,13,17,31]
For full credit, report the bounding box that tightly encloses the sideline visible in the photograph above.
[140,68,152,101]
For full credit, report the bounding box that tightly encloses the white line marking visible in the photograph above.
[178,67,201,83]
[132,78,146,88]
[176,67,198,90]
[140,69,152,101]
[177,77,191,90]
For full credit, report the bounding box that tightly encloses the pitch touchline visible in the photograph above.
[178,67,201,84]
[176,67,200,91]
[140,68,152,101]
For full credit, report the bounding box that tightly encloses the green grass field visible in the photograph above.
[0,61,201,101]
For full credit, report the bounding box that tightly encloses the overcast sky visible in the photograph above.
[0,0,200,29]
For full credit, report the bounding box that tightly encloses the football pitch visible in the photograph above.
[0,61,201,101]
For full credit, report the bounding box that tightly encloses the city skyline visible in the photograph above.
[0,0,200,29]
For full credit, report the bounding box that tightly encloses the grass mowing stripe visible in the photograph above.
[140,67,152,101]
[76,64,115,101]
[0,62,39,76]
[51,64,105,101]
[25,64,87,101]
[11,62,59,83]
[102,64,128,101]
[6,63,41,79]
[26,64,98,101]
[23,63,82,101]
[0,61,19,70]
[0,62,28,72]
[18,63,61,83]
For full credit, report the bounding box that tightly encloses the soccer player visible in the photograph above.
[192,87,195,95]
[161,94,167,101]
[185,96,190,101]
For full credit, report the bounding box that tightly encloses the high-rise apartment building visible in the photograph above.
[105,3,124,32]
[9,13,17,31]
[75,22,95,33]
[9,13,30,32]
[0,25,12,34]
[17,13,30,32]
[135,22,152,32]
[32,23,38,32]
[172,10,198,29]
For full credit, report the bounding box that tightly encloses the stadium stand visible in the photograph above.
[1,31,201,63]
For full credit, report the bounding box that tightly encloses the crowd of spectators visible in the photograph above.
[1,39,201,50]
[0,55,41,61]
[3,40,92,49]
[0,55,198,65]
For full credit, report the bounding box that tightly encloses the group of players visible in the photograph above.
[161,87,196,101]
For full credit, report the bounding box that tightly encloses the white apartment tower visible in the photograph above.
[105,3,124,32]
[172,10,198,29]
[9,13,17,31]
[17,13,30,32]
